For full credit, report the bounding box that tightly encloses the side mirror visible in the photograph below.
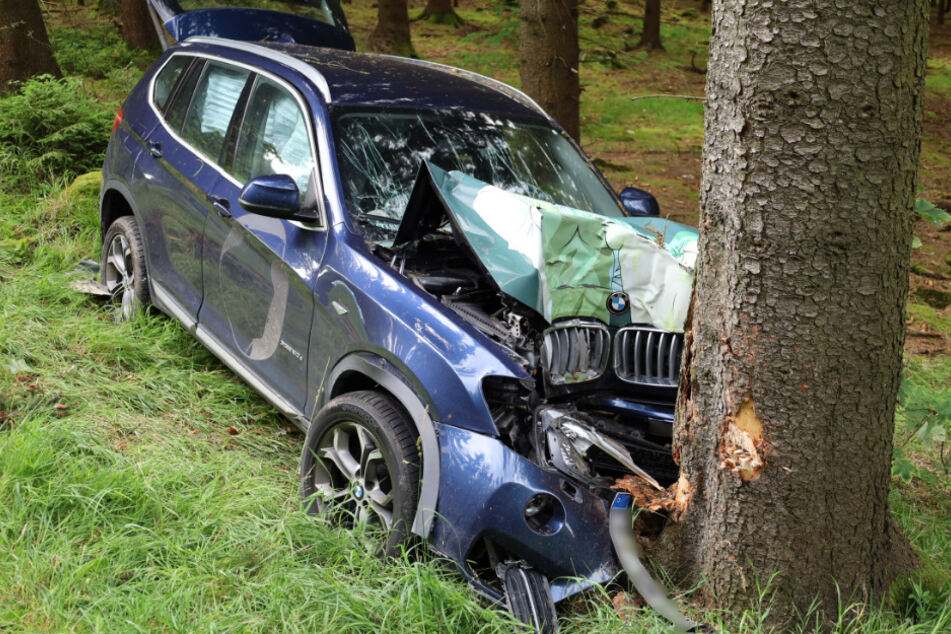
[238,174,318,223]
[619,187,660,216]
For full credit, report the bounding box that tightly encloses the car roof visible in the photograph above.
[182,38,550,122]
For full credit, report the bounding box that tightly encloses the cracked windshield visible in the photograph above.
[331,109,625,242]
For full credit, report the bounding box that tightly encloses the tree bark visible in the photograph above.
[120,0,160,50]
[369,0,415,58]
[0,0,60,93]
[655,0,929,625]
[639,0,663,50]
[418,0,464,27]
[518,0,579,141]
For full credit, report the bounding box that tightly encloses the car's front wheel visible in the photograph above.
[101,216,149,321]
[300,390,420,558]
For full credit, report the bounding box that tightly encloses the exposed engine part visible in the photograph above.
[541,320,611,385]
[536,408,662,490]
[442,296,514,344]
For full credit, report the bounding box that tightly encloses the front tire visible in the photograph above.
[101,216,149,321]
[300,390,420,558]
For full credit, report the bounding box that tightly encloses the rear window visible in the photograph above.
[153,55,193,112]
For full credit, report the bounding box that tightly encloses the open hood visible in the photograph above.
[146,0,354,51]
[394,163,698,333]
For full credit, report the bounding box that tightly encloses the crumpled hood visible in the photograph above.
[393,163,697,333]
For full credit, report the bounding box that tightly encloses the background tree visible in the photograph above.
[639,0,663,49]
[655,0,929,624]
[121,0,160,50]
[418,0,464,27]
[0,0,60,92]
[369,0,415,57]
[518,0,579,141]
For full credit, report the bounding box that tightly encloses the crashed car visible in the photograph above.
[99,1,699,630]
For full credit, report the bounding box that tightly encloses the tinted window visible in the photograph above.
[153,55,192,112]
[181,62,250,163]
[164,59,204,133]
[234,77,314,199]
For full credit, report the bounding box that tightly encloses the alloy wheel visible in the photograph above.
[312,420,395,529]
[103,233,137,321]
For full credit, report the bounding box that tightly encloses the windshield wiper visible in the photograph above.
[357,213,402,226]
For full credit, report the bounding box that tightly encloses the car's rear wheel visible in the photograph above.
[501,563,559,633]
[101,216,149,321]
[300,390,420,558]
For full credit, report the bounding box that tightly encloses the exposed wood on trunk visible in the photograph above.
[0,0,60,92]
[518,0,580,141]
[655,0,929,624]
[121,0,160,50]
[369,0,416,58]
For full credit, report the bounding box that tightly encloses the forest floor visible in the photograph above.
[0,1,949,632]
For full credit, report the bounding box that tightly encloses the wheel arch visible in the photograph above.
[322,353,441,539]
[100,183,138,241]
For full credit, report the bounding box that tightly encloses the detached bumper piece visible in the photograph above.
[500,562,558,634]
[609,493,712,633]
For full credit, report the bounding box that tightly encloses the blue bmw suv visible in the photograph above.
[100,2,699,630]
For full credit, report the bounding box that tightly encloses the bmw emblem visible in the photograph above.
[353,485,364,499]
[607,291,629,315]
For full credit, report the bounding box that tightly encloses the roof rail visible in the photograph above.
[182,36,333,102]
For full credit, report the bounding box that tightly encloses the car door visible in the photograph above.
[135,56,251,321]
[199,72,325,413]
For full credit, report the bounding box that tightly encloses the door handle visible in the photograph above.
[211,196,231,218]
[147,141,162,158]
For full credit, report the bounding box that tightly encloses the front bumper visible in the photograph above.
[429,422,618,602]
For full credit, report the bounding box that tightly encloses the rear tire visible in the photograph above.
[502,563,558,633]
[300,390,420,558]
[101,216,149,321]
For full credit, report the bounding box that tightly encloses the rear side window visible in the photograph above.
[152,55,193,112]
[181,62,251,163]
[164,59,205,133]
[233,77,315,199]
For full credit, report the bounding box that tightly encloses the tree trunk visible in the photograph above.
[418,0,464,27]
[0,0,60,93]
[369,0,415,58]
[639,0,663,50]
[120,0,160,50]
[518,0,579,141]
[655,0,929,625]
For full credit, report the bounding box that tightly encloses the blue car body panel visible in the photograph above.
[101,35,683,605]
[164,8,355,51]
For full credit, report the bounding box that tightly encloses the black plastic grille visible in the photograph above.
[541,322,611,385]
[614,327,682,387]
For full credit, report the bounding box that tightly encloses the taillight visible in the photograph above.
[112,106,123,134]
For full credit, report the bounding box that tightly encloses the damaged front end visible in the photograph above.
[378,161,696,491]
[331,106,699,615]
